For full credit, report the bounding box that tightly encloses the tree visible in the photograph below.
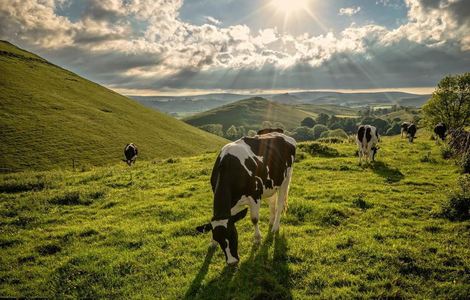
[312,124,329,139]
[247,130,257,137]
[360,117,390,135]
[386,122,401,136]
[261,121,272,129]
[423,73,470,129]
[327,115,339,128]
[316,113,329,125]
[273,122,286,130]
[300,117,316,128]
[237,126,246,137]
[226,125,239,140]
[198,124,223,137]
[290,127,315,141]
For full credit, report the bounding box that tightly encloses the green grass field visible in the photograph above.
[0,41,226,171]
[1,134,469,298]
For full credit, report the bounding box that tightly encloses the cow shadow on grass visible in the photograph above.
[184,231,292,299]
[371,161,404,183]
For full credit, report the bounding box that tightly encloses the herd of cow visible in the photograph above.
[122,123,448,266]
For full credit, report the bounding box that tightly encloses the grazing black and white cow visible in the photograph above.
[123,143,138,166]
[357,125,379,163]
[401,122,411,138]
[196,130,296,265]
[407,123,417,143]
[434,123,447,141]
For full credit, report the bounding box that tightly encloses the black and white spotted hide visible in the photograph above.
[434,123,447,141]
[123,143,138,166]
[407,123,417,143]
[196,131,296,265]
[357,125,379,163]
[401,122,410,138]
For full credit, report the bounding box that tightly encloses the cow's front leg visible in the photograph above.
[268,194,277,226]
[250,200,261,243]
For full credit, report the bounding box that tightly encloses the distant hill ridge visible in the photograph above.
[184,97,317,130]
[132,90,430,117]
[0,40,226,171]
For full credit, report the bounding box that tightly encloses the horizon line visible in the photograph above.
[111,87,435,97]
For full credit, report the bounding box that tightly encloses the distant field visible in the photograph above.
[295,104,359,118]
[1,134,468,298]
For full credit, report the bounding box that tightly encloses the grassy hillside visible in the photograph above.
[184,97,315,130]
[0,41,226,171]
[1,134,468,298]
[381,108,421,122]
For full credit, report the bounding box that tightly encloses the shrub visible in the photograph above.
[298,142,341,157]
[320,129,348,140]
[290,126,315,141]
[440,175,470,221]
[441,145,454,159]
[312,124,329,139]
[300,117,316,128]
[316,137,344,144]
[420,152,437,163]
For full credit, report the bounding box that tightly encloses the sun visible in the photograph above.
[270,0,311,15]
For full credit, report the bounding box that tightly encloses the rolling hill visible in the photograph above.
[287,91,431,107]
[131,91,430,117]
[0,41,227,171]
[183,97,316,130]
[184,97,362,131]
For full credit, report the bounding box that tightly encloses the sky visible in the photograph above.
[1,0,469,95]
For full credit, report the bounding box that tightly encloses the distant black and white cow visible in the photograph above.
[407,123,417,143]
[434,123,447,141]
[123,143,138,166]
[196,130,296,265]
[357,125,379,163]
[401,122,411,138]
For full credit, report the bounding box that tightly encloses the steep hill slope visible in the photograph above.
[184,97,315,130]
[0,41,226,171]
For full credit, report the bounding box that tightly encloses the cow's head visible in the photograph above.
[196,208,248,265]
[122,159,132,166]
[371,146,379,161]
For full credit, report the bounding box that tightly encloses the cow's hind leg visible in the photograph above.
[272,169,292,233]
[250,199,262,243]
[268,194,277,226]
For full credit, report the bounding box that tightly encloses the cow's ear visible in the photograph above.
[196,223,212,233]
[229,208,248,223]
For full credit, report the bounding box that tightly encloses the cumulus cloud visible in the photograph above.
[0,0,469,91]
[339,6,361,16]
